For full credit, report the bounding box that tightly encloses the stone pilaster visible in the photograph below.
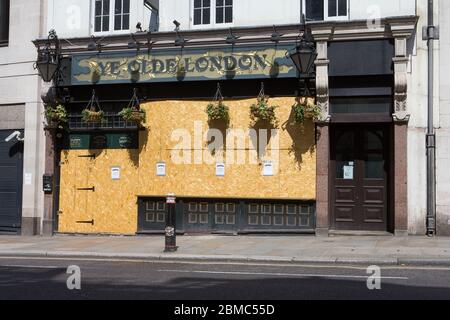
[311,28,332,236]
[390,25,415,236]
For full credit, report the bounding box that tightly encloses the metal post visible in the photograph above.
[425,0,437,236]
[164,193,177,252]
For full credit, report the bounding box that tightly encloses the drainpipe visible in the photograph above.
[424,0,438,236]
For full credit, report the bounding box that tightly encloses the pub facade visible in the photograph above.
[36,0,425,236]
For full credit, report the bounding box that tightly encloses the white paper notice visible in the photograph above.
[263,161,274,176]
[111,167,120,180]
[216,162,225,177]
[343,165,354,180]
[24,173,32,185]
[156,162,166,176]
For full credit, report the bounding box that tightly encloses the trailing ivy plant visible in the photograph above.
[82,108,104,123]
[292,96,322,124]
[206,99,230,123]
[82,89,104,123]
[118,107,146,123]
[44,104,68,128]
[250,95,278,124]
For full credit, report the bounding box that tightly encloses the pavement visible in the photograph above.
[1,234,450,266]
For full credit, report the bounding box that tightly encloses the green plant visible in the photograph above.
[250,96,278,123]
[82,108,104,123]
[206,100,230,123]
[118,107,146,123]
[44,105,68,127]
[292,96,322,124]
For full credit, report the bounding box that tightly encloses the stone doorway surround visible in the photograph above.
[311,17,418,236]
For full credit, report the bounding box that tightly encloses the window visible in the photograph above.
[95,0,110,32]
[305,0,324,21]
[193,0,232,27]
[216,0,232,24]
[305,0,347,21]
[114,0,130,31]
[194,0,211,25]
[0,0,10,45]
[330,97,392,115]
[325,0,348,19]
[94,0,130,34]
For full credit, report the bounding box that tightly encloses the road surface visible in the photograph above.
[0,256,450,300]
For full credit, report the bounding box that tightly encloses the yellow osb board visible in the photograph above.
[59,97,316,234]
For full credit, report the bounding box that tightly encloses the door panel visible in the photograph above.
[58,151,93,232]
[0,131,23,233]
[331,125,390,231]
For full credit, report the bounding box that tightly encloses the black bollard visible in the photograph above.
[164,193,177,252]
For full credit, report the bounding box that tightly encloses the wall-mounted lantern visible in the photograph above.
[287,32,317,78]
[35,29,61,83]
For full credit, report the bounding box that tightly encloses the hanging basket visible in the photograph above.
[205,83,230,123]
[118,88,146,124]
[82,90,104,123]
[44,105,68,128]
[250,83,278,124]
[82,109,104,123]
[119,108,146,123]
[293,96,321,123]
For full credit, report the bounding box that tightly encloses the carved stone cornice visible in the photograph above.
[33,16,419,55]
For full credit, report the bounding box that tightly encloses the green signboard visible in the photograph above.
[71,44,297,85]
[63,132,139,150]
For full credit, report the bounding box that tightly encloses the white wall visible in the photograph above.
[158,0,190,32]
[437,0,450,235]
[406,0,439,235]
[350,0,416,21]
[0,0,47,234]
[46,0,152,38]
[46,0,418,36]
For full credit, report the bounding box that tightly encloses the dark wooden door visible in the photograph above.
[0,130,23,234]
[331,125,390,231]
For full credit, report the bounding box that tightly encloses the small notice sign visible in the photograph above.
[216,162,225,177]
[263,161,274,176]
[111,167,120,180]
[157,162,166,176]
[343,165,354,180]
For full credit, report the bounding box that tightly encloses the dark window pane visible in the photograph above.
[103,16,109,31]
[225,7,232,23]
[115,0,121,14]
[331,97,391,114]
[365,131,383,150]
[194,0,201,8]
[194,8,201,25]
[204,0,210,8]
[0,0,9,43]
[365,153,384,179]
[328,0,336,17]
[103,0,109,15]
[216,8,223,23]
[114,14,121,30]
[225,0,232,5]
[338,0,347,16]
[123,0,130,13]
[95,17,102,32]
[95,0,102,16]
[305,0,324,21]
[123,14,129,29]
[203,8,210,24]
[217,0,224,6]
[335,131,355,180]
